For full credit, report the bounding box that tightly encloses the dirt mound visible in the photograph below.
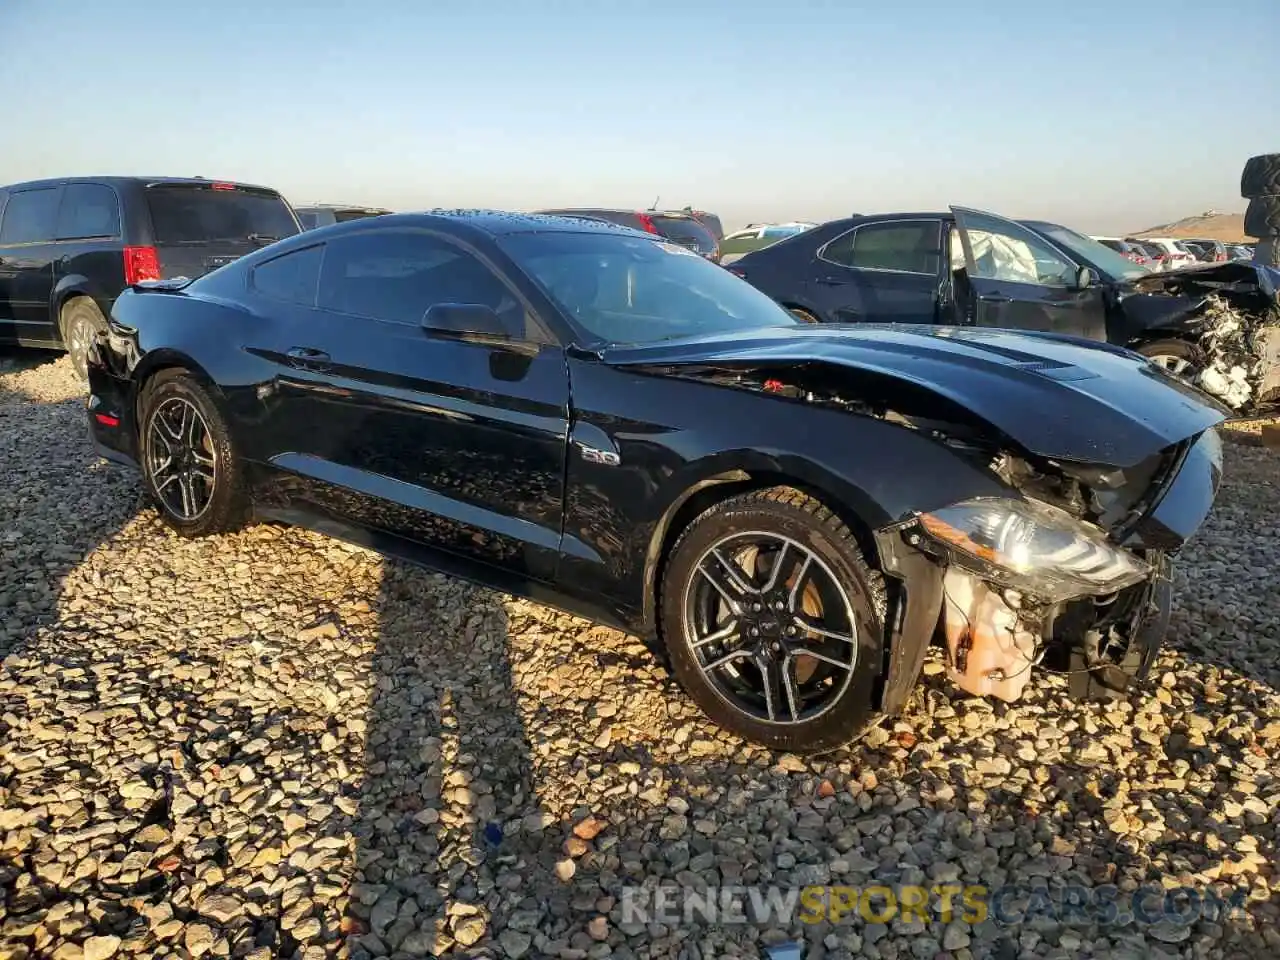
[1130,210,1250,241]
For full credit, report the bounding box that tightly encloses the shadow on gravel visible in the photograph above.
[336,567,548,959]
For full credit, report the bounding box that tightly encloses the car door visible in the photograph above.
[950,206,1108,341]
[244,227,571,583]
[807,218,944,324]
[0,185,64,343]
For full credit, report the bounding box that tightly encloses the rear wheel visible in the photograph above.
[660,486,887,754]
[60,297,108,383]
[138,370,248,538]
[1136,339,1204,382]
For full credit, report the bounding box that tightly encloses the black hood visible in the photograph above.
[603,324,1229,468]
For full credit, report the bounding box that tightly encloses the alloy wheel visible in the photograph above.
[682,531,859,725]
[145,397,218,521]
[65,315,92,382]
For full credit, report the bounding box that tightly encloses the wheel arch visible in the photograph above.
[52,278,112,339]
[640,457,890,634]
[131,350,228,424]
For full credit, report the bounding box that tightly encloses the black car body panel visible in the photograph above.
[86,210,1227,724]
[603,323,1227,468]
[0,176,299,349]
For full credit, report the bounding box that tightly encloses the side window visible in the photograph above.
[959,212,1075,285]
[55,184,122,240]
[0,188,62,245]
[317,229,529,334]
[252,244,323,305]
[823,221,941,275]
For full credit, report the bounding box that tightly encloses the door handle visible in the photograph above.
[978,293,1012,303]
[816,277,846,286]
[286,347,331,368]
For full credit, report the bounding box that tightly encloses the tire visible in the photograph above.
[659,485,887,755]
[1243,196,1280,239]
[1240,153,1280,199]
[1135,339,1205,382]
[787,307,821,324]
[137,369,248,538]
[60,297,109,384]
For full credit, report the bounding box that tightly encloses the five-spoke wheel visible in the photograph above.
[138,370,247,538]
[145,396,218,521]
[661,486,886,754]
[686,532,859,725]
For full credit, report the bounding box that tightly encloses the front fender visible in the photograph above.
[562,359,1015,635]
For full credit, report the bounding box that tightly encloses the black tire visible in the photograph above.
[1243,196,1280,239]
[787,307,821,324]
[1135,339,1205,382]
[137,369,248,538]
[659,486,887,755]
[1240,153,1280,199]
[60,297,109,383]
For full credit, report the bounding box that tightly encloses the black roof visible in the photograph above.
[375,209,652,239]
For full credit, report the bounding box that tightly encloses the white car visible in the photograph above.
[1133,237,1198,271]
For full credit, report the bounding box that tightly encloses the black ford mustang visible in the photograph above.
[86,211,1227,754]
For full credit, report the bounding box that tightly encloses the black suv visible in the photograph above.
[295,204,393,230]
[0,176,301,379]
[535,208,720,261]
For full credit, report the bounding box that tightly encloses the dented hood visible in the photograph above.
[604,324,1229,468]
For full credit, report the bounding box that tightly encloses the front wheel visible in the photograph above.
[660,486,887,755]
[1136,339,1204,383]
[138,370,248,538]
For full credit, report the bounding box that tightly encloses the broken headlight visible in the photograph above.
[914,497,1150,603]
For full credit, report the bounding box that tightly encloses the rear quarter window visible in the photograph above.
[252,244,324,305]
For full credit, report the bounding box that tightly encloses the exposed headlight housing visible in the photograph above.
[913,497,1150,603]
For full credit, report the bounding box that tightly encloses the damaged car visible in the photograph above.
[85,211,1228,754]
[728,206,1280,413]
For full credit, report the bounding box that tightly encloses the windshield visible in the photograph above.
[1030,222,1150,280]
[501,232,798,345]
[147,185,301,244]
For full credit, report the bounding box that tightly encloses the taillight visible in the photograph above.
[124,246,161,285]
[635,213,659,234]
[211,182,236,191]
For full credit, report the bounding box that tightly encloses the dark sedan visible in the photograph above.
[86,210,1226,754]
[728,206,1280,412]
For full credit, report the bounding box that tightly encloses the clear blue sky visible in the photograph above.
[1,0,1275,234]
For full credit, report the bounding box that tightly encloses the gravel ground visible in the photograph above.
[2,350,1278,960]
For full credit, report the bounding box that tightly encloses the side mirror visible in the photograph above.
[1074,266,1097,290]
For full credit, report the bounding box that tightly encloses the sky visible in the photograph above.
[1,0,1276,235]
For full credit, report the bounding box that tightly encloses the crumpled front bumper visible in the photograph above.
[873,426,1221,712]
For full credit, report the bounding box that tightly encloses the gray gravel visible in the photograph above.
[2,350,1278,960]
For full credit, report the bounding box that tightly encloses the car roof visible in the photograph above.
[0,175,283,193]
[294,209,651,240]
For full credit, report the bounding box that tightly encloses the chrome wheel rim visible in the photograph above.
[66,316,91,380]
[683,531,858,725]
[145,397,217,521]
[1148,354,1193,377]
